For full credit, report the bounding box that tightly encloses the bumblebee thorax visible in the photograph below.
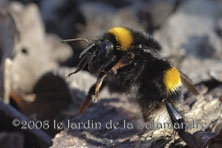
[108,27,133,51]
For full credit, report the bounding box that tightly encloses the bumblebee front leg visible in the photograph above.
[93,73,107,101]
[110,52,135,74]
[68,54,91,77]
[94,52,135,101]
[69,83,98,117]
[69,73,107,117]
[70,52,135,118]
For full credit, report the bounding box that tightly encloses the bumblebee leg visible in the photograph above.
[70,74,107,117]
[95,52,135,100]
[94,52,135,101]
[68,54,90,77]
[69,53,134,117]
[98,55,117,72]
[165,100,199,147]
[94,73,107,101]
[70,83,97,117]
[110,52,135,74]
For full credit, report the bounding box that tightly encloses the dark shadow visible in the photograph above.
[64,96,144,147]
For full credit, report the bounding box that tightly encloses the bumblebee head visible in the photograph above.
[97,40,114,59]
[74,27,133,73]
[87,39,117,74]
[63,27,135,75]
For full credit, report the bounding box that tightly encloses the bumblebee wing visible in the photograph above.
[143,48,162,60]
[179,71,199,95]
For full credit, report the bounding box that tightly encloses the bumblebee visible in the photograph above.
[64,27,199,146]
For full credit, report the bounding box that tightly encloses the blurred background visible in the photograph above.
[0,0,221,148]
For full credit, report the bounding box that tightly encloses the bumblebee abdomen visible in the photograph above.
[136,59,183,121]
[135,56,182,100]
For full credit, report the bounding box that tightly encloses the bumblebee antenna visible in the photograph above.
[61,38,89,43]
[79,43,95,58]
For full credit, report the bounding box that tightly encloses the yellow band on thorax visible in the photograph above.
[108,27,133,51]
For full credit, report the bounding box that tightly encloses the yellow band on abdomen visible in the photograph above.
[163,67,182,93]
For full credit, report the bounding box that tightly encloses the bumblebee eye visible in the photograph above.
[98,40,114,58]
